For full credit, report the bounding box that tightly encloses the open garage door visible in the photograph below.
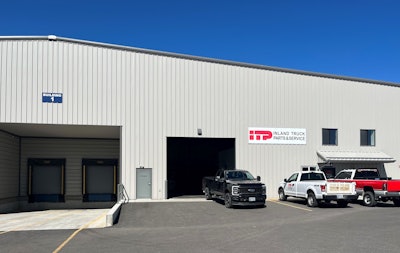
[167,137,235,198]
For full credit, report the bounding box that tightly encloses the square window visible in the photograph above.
[360,129,375,146]
[322,128,337,145]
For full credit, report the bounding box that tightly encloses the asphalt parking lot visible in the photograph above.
[1,199,400,253]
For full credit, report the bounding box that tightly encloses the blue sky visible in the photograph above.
[1,0,399,83]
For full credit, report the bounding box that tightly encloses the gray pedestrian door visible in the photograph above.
[136,168,152,199]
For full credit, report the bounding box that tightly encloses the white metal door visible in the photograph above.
[136,168,152,199]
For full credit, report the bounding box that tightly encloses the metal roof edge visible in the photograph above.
[1,35,399,87]
[316,150,396,163]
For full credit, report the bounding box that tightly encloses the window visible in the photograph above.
[287,173,298,182]
[322,128,338,145]
[300,172,325,181]
[360,129,375,146]
[335,171,352,179]
[354,169,379,179]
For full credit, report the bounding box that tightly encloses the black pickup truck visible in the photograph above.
[202,169,266,208]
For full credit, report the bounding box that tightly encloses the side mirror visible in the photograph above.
[284,178,288,182]
[257,176,261,181]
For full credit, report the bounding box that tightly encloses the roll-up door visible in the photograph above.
[82,159,118,202]
[28,159,65,202]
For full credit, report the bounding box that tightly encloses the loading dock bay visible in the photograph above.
[1,200,400,253]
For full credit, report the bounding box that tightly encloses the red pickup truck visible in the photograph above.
[329,168,400,207]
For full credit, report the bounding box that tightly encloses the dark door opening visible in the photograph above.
[167,137,235,198]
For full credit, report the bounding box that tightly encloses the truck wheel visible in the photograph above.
[393,199,400,207]
[362,191,377,207]
[278,188,287,201]
[306,192,318,207]
[204,187,212,200]
[224,193,233,208]
[337,200,348,208]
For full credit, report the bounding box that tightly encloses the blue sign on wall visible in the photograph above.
[42,92,63,103]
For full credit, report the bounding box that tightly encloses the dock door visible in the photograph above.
[82,159,118,202]
[28,159,65,202]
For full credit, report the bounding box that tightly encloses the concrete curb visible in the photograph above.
[106,202,122,227]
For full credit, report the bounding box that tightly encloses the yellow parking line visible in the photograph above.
[53,211,108,253]
[268,200,312,212]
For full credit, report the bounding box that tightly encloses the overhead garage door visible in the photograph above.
[28,159,65,202]
[82,159,118,202]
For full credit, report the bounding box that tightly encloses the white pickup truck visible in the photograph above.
[278,169,357,207]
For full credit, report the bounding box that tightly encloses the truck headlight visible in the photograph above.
[232,186,239,196]
[262,185,266,195]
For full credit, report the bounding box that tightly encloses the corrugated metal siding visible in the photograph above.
[0,131,20,199]
[20,138,119,197]
[2,39,400,200]
[0,40,124,126]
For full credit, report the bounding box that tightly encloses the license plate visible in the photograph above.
[337,194,343,199]
[249,197,256,202]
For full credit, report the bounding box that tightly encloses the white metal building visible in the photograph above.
[1,35,399,212]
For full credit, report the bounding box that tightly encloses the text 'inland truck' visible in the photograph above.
[278,168,358,207]
[202,169,266,208]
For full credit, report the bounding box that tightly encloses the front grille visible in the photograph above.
[238,186,263,195]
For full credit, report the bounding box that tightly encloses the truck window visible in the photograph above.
[300,173,325,181]
[227,171,244,179]
[335,172,352,179]
[287,173,298,182]
[243,171,255,180]
[354,169,379,179]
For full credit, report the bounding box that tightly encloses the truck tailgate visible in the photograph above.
[326,182,355,194]
[387,180,400,192]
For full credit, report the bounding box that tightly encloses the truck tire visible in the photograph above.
[393,198,400,207]
[362,191,377,207]
[278,188,287,201]
[337,200,348,208]
[204,187,212,200]
[224,192,233,208]
[306,192,318,207]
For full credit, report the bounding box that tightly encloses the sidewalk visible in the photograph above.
[0,209,109,232]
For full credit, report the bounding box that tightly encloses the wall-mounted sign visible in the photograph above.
[249,127,306,145]
[42,92,63,103]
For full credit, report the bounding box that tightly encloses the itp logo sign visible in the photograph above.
[248,127,307,145]
[249,129,273,141]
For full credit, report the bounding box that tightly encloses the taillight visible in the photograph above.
[320,185,326,192]
[383,183,387,191]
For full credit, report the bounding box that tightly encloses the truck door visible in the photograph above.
[296,173,309,198]
[214,170,225,195]
[284,173,298,196]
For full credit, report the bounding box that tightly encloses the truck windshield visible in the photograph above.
[226,171,255,180]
